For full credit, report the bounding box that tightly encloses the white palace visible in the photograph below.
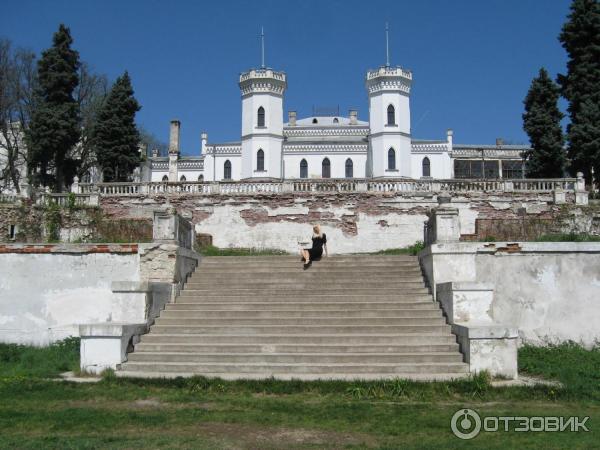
[145,61,529,184]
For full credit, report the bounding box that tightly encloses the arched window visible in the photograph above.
[257,107,265,127]
[422,157,431,177]
[333,118,339,124]
[322,158,331,178]
[345,158,353,178]
[180,175,187,182]
[198,174,204,182]
[388,148,396,170]
[257,149,264,171]
[224,160,232,180]
[162,175,168,182]
[312,118,318,124]
[387,104,396,126]
[300,159,308,179]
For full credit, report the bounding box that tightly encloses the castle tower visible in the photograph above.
[239,68,287,179]
[366,66,412,178]
[366,25,412,178]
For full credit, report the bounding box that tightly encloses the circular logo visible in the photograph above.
[451,408,482,440]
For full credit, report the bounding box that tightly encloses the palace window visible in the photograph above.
[333,118,339,124]
[180,175,187,182]
[502,160,524,179]
[257,107,265,127]
[388,148,396,170]
[162,175,168,182]
[312,118,318,124]
[322,158,331,178]
[422,157,431,177]
[257,149,264,171]
[454,160,500,179]
[300,159,308,178]
[387,104,396,125]
[224,160,232,180]
[198,174,204,182]
[345,158,353,178]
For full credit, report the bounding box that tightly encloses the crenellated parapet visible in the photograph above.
[238,68,287,97]
[365,66,412,95]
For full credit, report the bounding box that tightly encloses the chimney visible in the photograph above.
[201,132,208,155]
[447,129,453,146]
[288,111,297,126]
[349,110,358,125]
[496,137,504,147]
[151,148,159,158]
[169,120,181,154]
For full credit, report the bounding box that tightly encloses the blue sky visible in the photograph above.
[2,0,572,155]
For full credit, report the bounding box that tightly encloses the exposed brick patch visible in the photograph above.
[378,220,389,227]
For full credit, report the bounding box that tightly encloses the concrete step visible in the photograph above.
[133,343,460,353]
[166,301,437,310]
[189,274,425,283]
[149,324,452,334]
[119,361,469,375]
[126,352,464,364]
[153,317,447,327]
[183,282,427,290]
[159,309,443,319]
[176,294,434,302]
[198,261,420,269]
[115,371,470,381]
[200,255,418,263]
[179,288,431,296]
[193,267,423,275]
[139,334,458,345]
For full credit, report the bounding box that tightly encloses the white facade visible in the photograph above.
[146,64,528,183]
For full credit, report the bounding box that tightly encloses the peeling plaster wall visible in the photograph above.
[421,242,600,347]
[0,246,140,345]
[95,192,595,254]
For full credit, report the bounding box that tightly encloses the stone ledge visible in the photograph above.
[452,322,519,340]
[79,322,147,338]
[80,322,148,375]
[452,322,519,379]
[0,243,138,254]
[421,241,600,257]
[111,281,151,293]
[437,282,494,293]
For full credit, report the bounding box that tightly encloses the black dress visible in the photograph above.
[307,234,327,260]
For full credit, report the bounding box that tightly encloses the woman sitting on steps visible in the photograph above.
[300,224,328,270]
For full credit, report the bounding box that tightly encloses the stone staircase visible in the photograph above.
[118,255,469,380]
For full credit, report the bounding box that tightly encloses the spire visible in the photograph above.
[385,22,390,67]
[260,26,265,69]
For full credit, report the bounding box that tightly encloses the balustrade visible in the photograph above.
[68,177,581,198]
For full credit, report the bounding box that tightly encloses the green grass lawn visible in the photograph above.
[0,340,597,449]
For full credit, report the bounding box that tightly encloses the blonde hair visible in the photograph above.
[313,224,322,238]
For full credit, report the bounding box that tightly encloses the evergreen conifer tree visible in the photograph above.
[26,24,80,191]
[522,68,566,177]
[559,0,600,182]
[94,72,141,181]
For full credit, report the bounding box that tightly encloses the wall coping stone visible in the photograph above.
[452,322,519,339]
[420,241,600,257]
[111,281,151,293]
[0,243,139,254]
[437,281,495,292]
[79,323,147,338]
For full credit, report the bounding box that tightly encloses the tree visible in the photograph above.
[558,0,600,182]
[0,39,37,193]
[522,68,566,178]
[25,24,80,191]
[74,62,109,181]
[138,126,167,157]
[94,72,141,181]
